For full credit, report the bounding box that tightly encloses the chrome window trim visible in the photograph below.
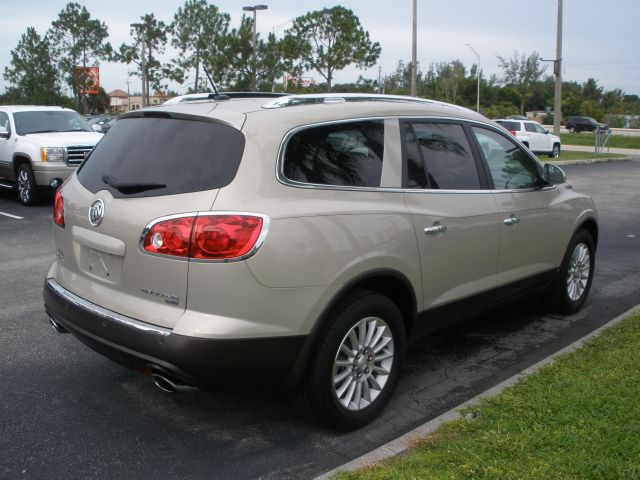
[46,278,172,337]
[275,116,395,193]
[138,211,271,263]
[275,115,551,194]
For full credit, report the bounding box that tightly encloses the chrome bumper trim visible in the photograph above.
[46,278,172,337]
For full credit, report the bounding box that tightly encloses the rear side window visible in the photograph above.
[404,122,481,190]
[77,116,245,197]
[282,120,384,188]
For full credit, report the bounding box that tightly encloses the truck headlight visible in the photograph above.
[40,147,65,162]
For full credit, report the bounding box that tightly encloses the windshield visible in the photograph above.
[14,110,93,135]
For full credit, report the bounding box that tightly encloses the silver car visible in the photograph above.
[44,94,597,430]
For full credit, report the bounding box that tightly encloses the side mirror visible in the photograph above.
[544,129,550,134]
[0,127,9,139]
[543,163,566,184]
[92,124,103,133]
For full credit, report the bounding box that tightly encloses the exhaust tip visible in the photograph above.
[151,373,198,394]
[152,374,176,393]
[48,316,68,334]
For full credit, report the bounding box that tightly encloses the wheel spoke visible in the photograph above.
[373,335,392,354]
[353,382,363,409]
[334,367,351,385]
[336,376,353,398]
[343,380,357,406]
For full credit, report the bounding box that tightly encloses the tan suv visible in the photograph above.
[44,94,597,430]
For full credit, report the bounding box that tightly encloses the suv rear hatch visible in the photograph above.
[52,112,245,329]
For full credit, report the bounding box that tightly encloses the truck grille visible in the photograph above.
[66,145,94,166]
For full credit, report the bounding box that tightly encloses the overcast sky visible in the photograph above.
[1,0,639,96]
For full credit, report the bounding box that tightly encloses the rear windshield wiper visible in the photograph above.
[101,175,166,194]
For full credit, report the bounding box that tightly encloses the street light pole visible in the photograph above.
[243,5,268,91]
[410,0,417,97]
[130,23,147,108]
[466,43,481,113]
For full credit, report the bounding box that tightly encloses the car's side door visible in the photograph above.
[470,126,566,288]
[401,119,500,316]
[523,122,544,152]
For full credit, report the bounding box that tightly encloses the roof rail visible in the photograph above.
[262,93,434,109]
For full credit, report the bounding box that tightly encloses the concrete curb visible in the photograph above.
[542,156,632,165]
[315,304,640,480]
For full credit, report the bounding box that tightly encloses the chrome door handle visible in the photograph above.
[503,216,520,226]
[424,225,447,235]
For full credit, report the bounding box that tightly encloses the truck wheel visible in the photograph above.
[549,143,561,158]
[297,289,406,431]
[17,163,39,206]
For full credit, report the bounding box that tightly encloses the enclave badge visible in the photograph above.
[88,199,105,226]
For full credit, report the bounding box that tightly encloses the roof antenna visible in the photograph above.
[202,65,228,100]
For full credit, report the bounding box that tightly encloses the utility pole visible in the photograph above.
[466,43,481,113]
[553,0,563,136]
[411,0,417,97]
[243,5,268,91]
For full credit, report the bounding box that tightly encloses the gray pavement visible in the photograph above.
[1,159,639,479]
[562,144,640,155]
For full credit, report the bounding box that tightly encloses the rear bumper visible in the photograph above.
[43,278,307,389]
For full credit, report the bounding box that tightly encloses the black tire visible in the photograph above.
[568,127,575,133]
[549,143,561,158]
[16,163,39,206]
[298,289,406,431]
[546,229,595,314]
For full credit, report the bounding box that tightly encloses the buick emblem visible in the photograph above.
[88,199,105,226]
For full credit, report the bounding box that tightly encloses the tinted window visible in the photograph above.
[496,120,519,131]
[405,122,481,190]
[14,111,92,135]
[472,127,541,190]
[283,120,384,187]
[524,122,537,133]
[77,116,245,197]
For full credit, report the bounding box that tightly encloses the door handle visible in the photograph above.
[424,224,447,235]
[503,215,520,226]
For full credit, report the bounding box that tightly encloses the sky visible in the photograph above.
[1,0,639,97]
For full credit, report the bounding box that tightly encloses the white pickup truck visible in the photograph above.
[0,106,103,205]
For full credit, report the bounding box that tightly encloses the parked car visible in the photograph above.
[0,106,103,205]
[495,119,562,158]
[44,94,598,430]
[564,116,609,133]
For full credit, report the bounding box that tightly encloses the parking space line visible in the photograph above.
[0,211,23,219]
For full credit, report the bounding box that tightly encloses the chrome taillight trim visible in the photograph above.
[138,211,271,263]
[46,278,172,336]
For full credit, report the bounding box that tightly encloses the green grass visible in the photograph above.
[545,151,627,162]
[340,312,640,480]
[560,133,640,149]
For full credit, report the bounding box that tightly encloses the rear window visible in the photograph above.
[77,116,245,197]
[496,120,519,132]
[282,120,384,188]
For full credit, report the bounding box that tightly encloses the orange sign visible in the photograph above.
[75,67,100,95]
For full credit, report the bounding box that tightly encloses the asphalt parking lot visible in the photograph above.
[1,159,639,479]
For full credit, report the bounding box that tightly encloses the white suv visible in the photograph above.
[496,118,561,158]
[0,106,103,205]
[44,94,597,430]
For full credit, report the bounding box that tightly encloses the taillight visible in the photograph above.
[142,213,266,261]
[53,189,64,227]
[509,130,517,136]
[143,217,194,257]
